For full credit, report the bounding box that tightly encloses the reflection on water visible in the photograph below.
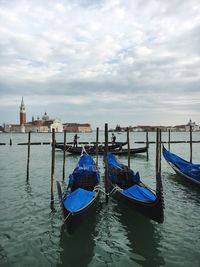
[57,203,100,267]
[89,197,165,267]
[115,204,165,267]
[163,172,200,205]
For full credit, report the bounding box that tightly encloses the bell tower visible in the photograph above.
[20,97,26,125]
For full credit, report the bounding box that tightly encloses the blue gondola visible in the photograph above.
[163,146,200,186]
[105,153,164,223]
[57,150,100,232]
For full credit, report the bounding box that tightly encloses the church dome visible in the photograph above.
[42,112,49,121]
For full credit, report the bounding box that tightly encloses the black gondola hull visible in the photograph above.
[65,146,147,155]
[114,189,164,223]
[63,191,100,233]
[163,146,200,187]
[55,142,127,152]
[57,180,100,233]
[168,162,200,187]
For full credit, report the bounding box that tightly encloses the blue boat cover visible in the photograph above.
[69,152,100,187]
[63,188,96,212]
[105,152,124,168]
[163,147,200,182]
[106,152,141,183]
[122,185,156,202]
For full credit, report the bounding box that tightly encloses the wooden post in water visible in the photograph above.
[156,128,161,179]
[127,127,130,168]
[26,132,31,181]
[62,130,67,181]
[159,129,162,176]
[104,123,109,202]
[168,129,171,151]
[146,130,149,161]
[190,125,192,163]
[9,132,12,146]
[51,129,55,208]
[95,127,99,167]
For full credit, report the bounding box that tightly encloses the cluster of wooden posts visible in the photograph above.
[23,124,194,208]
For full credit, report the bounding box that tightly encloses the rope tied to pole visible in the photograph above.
[63,212,71,222]
[93,185,122,197]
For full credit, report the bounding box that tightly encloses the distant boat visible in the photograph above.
[65,146,147,156]
[57,150,100,233]
[163,146,200,186]
[55,141,127,152]
[105,153,164,223]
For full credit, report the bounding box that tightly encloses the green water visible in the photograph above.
[0,132,200,267]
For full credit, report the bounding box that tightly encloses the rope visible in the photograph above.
[93,185,122,197]
[63,212,71,222]
[93,185,109,196]
[109,186,122,196]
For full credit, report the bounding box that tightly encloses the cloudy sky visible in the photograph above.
[0,0,200,128]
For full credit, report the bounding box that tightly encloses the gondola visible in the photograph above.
[57,150,100,233]
[67,146,147,156]
[66,146,148,155]
[55,141,127,152]
[163,146,200,186]
[105,153,164,223]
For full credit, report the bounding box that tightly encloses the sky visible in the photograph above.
[0,0,200,129]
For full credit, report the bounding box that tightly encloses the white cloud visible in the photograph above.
[0,0,200,126]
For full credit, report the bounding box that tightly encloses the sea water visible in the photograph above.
[0,131,199,267]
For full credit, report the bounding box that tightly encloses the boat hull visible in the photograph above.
[57,181,100,233]
[55,142,127,152]
[63,191,100,233]
[66,146,147,155]
[163,146,200,187]
[112,184,164,223]
[168,162,200,187]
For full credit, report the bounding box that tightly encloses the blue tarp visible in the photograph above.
[106,153,141,184]
[69,152,100,187]
[63,188,96,212]
[122,185,156,202]
[163,147,200,182]
[105,152,123,168]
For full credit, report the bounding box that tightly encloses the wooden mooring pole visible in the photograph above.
[168,129,171,151]
[10,132,12,146]
[156,128,161,179]
[26,132,31,181]
[127,127,130,168]
[190,125,192,163]
[51,129,55,208]
[62,130,66,181]
[104,123,109,202]
[146,130,149,161]
[95,127,99,167]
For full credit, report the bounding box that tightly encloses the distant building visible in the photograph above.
[174,119,199,132]
[63,123,92,133]
[4,98,26,133]
[4,97,63,133]
[115,120,200,132]
[20,97,26,125]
